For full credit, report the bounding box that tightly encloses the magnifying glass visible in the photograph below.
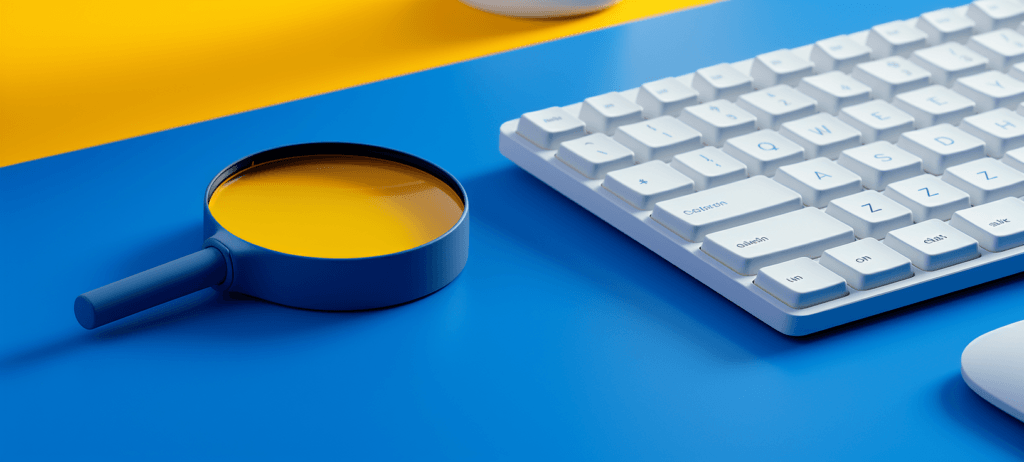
[74,142,469,329]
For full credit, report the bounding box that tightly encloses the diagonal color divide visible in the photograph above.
[0,0,717,167]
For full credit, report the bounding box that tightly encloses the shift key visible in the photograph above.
[702,208,855,276]
[652,176,803,242]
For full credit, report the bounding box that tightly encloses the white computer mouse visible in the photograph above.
[459,0,620,18]
[961,319,1024,422]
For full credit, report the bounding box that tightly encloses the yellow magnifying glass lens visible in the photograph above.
[208,155,464,259]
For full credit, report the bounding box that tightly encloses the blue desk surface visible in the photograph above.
[3,1,1023,459]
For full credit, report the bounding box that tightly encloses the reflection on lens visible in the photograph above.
[209,155,464,258]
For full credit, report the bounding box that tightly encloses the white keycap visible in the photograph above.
[652,176,802,242]
[1003,146,1024,171]
[613,116,702,163]
[893,85,976,128]
[838,99,916,143]
[556,133,635,179]
[736,85,817,131]
[755,258,849,308]
[910,43,989,86]
[692,63,754,102]
[797,71,873,115]
[868,21,929,58]
[837,142,924,190]
[819,238,914,290]
[967,28,1024,71]
[951,70,1024,111]
[826,190,914,240]
[517,107,587,149]
[852,56,932,101]
[603,161,694,210]
[677,100,757,147]
[950,197,1024,251]
[751,50,815,89]
[780,113,862,160]
[943,157,1024,204]
[960,107,1024,157]
[884,174,972,221]
[1008,61,1024,81]
[810,36,873,73]
[636,77,699,118]
[669,147,748,191]
[579,92,644,135]
[916,8,976,45]
[885,219,981,271]
[897,124,987,174]
[723,130,806,176]
[774,157,863,208]
[702,207,855,276]
[967,0,1024,32]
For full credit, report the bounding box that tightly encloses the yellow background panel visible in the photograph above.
[0,0,714,167]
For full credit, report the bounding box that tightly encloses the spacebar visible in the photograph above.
[701,208,855,276]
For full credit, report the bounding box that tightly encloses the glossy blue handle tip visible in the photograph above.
[75,247,227,329]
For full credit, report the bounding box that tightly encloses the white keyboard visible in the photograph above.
[498,1,1024,335]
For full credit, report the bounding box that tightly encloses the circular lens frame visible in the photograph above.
[201,142,469,311]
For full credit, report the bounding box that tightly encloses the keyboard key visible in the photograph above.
[884,174,972,221]
[826,190,914,240]
[516,107,587,149]
[737,85,817,130]
[669,147,747,191]
[916,8,976,45]
[613,116,702,163]
[909,43,988,86]
[603,161,694,210]
[751,49,815,88]
[810,36,873,73]
[950,197,1024,251]
[723,130,806,176]
[1004,146,1024,171]
[702,207,855,276]
[893,85,976,128]
[942,157,1024,205]
[1008,61,1024,81]
[579,92,644,135]
[897,124,987,174]
[838,99,916,143]
[967,28,1024,72]
[852,56,932,101]
[951,70,1024,111]
[780,113,862,160]
[966,0,1024,32]
[636,77,699,118]
[677,100,757,147]
[652,176,802,242]
[885,219,981,271]
[867,21,929,58]
[797,71,873,115]
[692,63,754,102]
[556,133,635,179]
[960,108,1024,157]
[755,258,849,308]
[837,142,924,190]
[774,157,863,208]
[820,238,914,290]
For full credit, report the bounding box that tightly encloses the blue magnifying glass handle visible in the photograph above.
[74,247,227,329]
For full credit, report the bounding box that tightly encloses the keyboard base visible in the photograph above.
[499,119,1024,336]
